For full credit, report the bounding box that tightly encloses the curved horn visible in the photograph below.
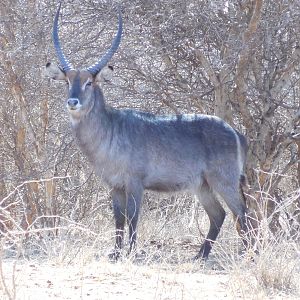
[53,1,73,72]
[87,9,122,75]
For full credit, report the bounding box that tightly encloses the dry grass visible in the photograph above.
[0,192,299,299]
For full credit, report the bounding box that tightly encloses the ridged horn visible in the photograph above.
[53,1,73,72]
[87,9,122,75]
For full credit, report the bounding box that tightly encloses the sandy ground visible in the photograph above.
[0,258,298,300]
[0,259,230,300]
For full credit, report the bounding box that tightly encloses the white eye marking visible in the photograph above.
[67,78,72,90]
[82,78,92,91]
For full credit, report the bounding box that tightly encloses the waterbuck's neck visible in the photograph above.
[70,85,112,161]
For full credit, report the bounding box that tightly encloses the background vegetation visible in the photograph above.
[0,0,299,298]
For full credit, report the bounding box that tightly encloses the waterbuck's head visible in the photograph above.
[46,2,122,120]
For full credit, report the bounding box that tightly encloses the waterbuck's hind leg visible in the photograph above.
[194,182,226,260]
[206,172,249,255]
[109,188,126,261]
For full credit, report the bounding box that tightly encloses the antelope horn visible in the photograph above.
[52,1,73,72]
[87,8,122,75]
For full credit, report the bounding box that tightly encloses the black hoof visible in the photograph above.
[108,249,121,262]
[192,253,208,262]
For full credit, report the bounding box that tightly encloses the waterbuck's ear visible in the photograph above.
[95,65,113,83]
[45,62,66,80]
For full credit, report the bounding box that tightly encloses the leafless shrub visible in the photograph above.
[0,2,299,298]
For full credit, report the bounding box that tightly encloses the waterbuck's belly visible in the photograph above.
[143,167,203,192]
[144,180,189,192]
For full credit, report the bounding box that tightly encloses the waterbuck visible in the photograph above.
[46,3,249,260]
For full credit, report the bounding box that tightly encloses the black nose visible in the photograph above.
[67,98,79,108]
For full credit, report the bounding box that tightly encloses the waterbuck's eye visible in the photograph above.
[65,79,70,87]
[86,81,92,87]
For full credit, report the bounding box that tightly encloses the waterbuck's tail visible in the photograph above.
[240,174,247,186]
[235,130,249,208]
[233,130,248,178]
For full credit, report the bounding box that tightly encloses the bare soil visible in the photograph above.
[0,257,298,300]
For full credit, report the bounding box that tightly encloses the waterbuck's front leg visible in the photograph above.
[126,183,143,256]
[110,188,126,260]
